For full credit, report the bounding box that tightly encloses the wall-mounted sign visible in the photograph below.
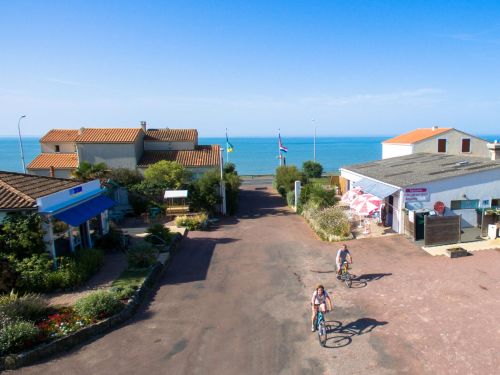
[404,187,429,202]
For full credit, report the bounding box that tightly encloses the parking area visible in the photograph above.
[298,233,500,374]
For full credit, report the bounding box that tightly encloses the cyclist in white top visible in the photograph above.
[336,244,353,277]
[310,284,333,332]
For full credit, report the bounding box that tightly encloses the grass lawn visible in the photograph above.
[112,268,150,290]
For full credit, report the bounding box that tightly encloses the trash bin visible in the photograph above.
[487,224,498,239]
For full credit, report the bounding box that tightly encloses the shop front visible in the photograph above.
[37,180,115,259]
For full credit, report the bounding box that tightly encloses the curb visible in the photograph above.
[0,232,185,371]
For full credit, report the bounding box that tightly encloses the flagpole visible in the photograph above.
[278,129,282,166]
[225,128,229,164]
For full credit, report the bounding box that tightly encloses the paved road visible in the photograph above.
[13,185,500,374]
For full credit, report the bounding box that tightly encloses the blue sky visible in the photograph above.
[1,1,499,137]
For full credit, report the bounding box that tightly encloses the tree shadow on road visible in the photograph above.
[323,318,388,349]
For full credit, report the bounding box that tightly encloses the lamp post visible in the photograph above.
[17,115,27,173]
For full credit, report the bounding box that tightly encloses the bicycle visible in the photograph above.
[315,309,327,347]
[339,261,352,288]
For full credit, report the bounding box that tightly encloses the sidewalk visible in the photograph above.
[422,238,500,256]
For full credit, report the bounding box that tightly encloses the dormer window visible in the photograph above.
[461,138,471,153]
[437,139,447,153]
[55,145,60,152]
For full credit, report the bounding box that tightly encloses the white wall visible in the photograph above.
[382,144,413,159]
[144,141,195,151]
[404,168,500,227]
[27,169,74,179]
[413,130,489,157]
[41,142,77,153]
[77,143,138,169]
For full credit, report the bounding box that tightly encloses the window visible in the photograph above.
[450,199,479,210]
[437,139,447,153]
[492,199,500,207]
[461,138,471,153]
[55,145,60,152]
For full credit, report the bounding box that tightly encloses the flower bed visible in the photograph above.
[0,232,184,370]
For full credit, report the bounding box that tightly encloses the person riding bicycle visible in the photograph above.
[336,244,353,278]
[311,284,333,332]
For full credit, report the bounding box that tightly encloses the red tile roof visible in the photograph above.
[0,171,79,210]
[138,145,220,168]
[75,128,142,143]
[144,129,198,142]
[40,129,80,143]
[383,128,452,144]
[27,153,79,170]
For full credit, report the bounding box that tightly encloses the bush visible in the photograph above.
[175,213,208,231]
[13,253,53,293]
[14,250,104,293]
[126,243,158,268]
[0,320,39,355]
[0,293,49,322]
[108,168,143,187]
[223,162,237,174]
[224,171,241,215]
[74,291,122,320]
[286,190,295,207]
[299,183,337,211]
[128,191,150,215]
[94,226,123,250]
[275,166,304,196]
[110,285,137,300]
[316,206,351,237]
[302,161,323,178]
[145,224,171,245]
[0,213,45,259]
[188,170,221,214]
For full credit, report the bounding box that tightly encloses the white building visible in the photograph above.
[0,171,114,260]
[341,145,500,239]
[382,127,491,159]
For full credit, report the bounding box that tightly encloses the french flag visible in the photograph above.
[279,134,288,152]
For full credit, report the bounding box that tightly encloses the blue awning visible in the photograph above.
[353,178,399,199]
[54,195,115,227]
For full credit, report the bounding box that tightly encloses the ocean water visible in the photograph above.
[1,135,498,176]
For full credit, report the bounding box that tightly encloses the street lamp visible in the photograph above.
[17,115,27,173]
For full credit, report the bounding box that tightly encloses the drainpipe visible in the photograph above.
[49,166,55,178]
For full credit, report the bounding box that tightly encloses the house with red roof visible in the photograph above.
[382,127,490,159]
[27,122,220,179]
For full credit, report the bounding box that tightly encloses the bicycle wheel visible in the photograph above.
[344,273,352,288]
[318,321,327,347]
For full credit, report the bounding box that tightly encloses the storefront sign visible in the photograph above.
[404,187,429,202]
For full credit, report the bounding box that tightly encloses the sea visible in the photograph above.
[1,135,498,176]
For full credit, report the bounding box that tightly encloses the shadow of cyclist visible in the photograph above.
[323,318,388,348]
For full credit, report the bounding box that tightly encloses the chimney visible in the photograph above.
[78,127,85,135]
[487,141,500,161]
[432,125,438,131]
[49,166,55,177]
[140,121,147,132]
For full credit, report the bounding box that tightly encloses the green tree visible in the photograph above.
[223,162,237,175]
[132,161,190,204]
[143,160,189,189]
[275,165,305,196]
[302,161,323,178]
[188,170,221,214]
[72,161,109,181]
[107,168,143,187]
[0,213,46,259]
